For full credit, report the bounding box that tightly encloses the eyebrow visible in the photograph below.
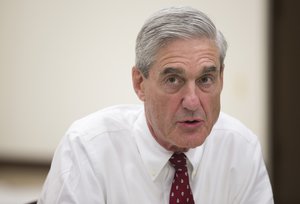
[159,67,184,76]
[202,66,218,74]
[160,66,219,77]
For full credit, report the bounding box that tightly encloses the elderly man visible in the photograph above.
[38,6,274,204]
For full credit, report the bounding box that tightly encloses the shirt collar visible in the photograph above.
[185,145,204,179]
[134,109,204,181]
[134,110,172,180]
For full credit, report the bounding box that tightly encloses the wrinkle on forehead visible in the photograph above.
[159,66,220,79]
[154,38,220,68]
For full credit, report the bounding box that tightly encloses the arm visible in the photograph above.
[233,139,274,204]
[37,132,105,204]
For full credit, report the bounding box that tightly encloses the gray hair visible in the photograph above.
[135,6,228,77]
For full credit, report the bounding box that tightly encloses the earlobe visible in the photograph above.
[132,67,146,101]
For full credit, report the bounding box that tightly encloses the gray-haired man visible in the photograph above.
[38,7,274,204]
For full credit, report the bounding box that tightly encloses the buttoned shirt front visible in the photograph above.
[38,104,274,204]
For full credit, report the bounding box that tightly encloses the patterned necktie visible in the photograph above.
[169,153,195,204]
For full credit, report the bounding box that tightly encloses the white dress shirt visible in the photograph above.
[38,104,274,204]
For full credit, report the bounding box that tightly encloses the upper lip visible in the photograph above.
[178,117,203,123]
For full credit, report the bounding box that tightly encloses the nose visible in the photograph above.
[181,83,200,111]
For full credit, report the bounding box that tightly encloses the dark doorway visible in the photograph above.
[271,0,300,203]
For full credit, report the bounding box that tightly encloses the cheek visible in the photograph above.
[201,91,221,116]
[147,95,171,119]
[145,92,179,127]
[206,93,222,121]
[145,84,174,111]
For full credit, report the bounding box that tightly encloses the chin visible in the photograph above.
[171,140,204,152]
[187,138,207,149]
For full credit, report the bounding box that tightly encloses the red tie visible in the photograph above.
[169,153,195,204]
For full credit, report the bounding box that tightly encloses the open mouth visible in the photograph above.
[177,117,204,128]
[178,119,203,127]
[184,120,199,124]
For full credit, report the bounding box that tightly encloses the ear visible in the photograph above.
[220,64,225,89]
[132,66,146,101]
[220,64,225,77]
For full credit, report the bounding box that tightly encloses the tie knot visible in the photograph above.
[169,153,187,169]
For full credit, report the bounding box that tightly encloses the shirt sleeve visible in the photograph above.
[233,138,274,204]
[37,131,106,204]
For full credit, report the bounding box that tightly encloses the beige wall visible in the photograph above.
[0,0,269,164]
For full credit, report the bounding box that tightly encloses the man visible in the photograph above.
[38,6,274,203]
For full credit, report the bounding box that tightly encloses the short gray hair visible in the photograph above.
[135,6,228,77]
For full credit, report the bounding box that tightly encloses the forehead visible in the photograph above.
[152,38,220,72]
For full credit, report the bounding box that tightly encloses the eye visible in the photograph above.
[197,75,215,88]
[166,76,180,84]
[162,75,185,92]
[200,75,212,83]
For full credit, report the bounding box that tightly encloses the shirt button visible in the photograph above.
[192,171,196,178]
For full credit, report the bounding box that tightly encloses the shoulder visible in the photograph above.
[66,104,144,141]
[211,112,258,144]
[205,112,263,169]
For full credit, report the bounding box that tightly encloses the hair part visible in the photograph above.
[135,6,228,78]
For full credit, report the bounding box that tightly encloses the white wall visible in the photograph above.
[0,0,270,164]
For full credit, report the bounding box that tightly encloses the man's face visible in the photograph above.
[132,38,223,152]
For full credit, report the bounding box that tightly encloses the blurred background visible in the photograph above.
[0,0,299,203]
